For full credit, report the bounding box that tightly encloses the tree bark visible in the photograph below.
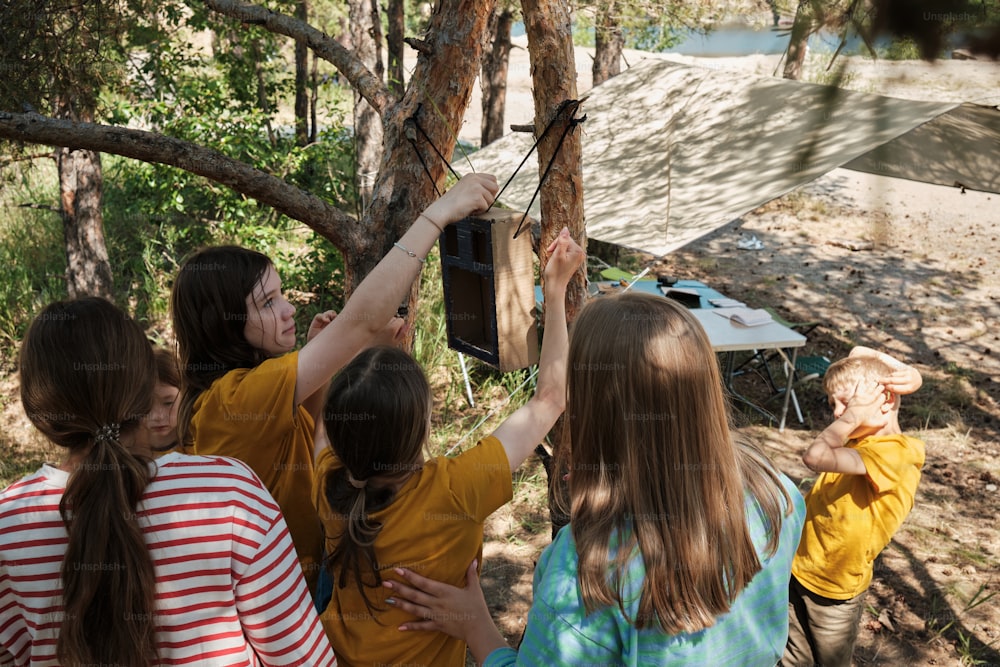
[521,0,585,539]
[783,1,815,80]
[57,143,113,299]
[294,0,309,145]
[592,2,624,86]
[520,0,586,321]
[481,8,513,147]
[349,0,385,214]
[54,102,113,300]
[386,0,405,97]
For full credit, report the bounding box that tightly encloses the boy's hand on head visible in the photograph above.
[879,367,922,395]
[850,345,922,394]
[841,379,890,431]
[307,310,337,343]
[543,227,585,290]
[422,173,499,226]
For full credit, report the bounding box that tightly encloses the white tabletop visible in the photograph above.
[692,310,807,352]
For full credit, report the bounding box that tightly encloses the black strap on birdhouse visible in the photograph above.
[405,99,586,239]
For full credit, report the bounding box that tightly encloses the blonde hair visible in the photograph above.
[823,356,894,398]
[556,292,794,634]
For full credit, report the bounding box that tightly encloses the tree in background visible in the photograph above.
[481,3,519,147]
[0,0,587,334]
[0,0,132,299]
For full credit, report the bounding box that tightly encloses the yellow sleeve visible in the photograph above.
[857,434,925,495]
[438,435,514,523]
[192,352,310,466]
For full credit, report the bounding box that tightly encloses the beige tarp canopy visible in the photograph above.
[468,58,1000,257]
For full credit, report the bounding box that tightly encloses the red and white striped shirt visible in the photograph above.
[0,452,336,666]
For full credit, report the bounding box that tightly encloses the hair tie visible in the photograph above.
[94,423,121,444]
[346,471,368,489]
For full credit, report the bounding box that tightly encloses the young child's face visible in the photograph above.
[141,381,180,452]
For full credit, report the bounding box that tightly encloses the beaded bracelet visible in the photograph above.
[393,241,426,264]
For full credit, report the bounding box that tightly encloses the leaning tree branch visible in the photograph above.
[202,0,393,116]
[0,112,359,250]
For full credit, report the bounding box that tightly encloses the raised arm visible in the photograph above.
[294,174,499,406]
[802,379,887,475]
[849,345,922,395]
[491,228,585,471]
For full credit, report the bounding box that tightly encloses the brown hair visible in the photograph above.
[321,346,430,616]
[152,346,181,389]
[555,292,793,634]
[19,297,158,666]
[170,245,271,447]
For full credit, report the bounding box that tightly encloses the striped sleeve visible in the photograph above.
[233,506,336,666]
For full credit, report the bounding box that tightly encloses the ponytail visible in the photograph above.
[325,469,394,616]
[19,297,159,666]
[59,434,157,667]
[321,346,431,618]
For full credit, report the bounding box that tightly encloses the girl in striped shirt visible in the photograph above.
[0,297,335,666]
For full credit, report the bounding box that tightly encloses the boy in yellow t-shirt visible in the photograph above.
[783,347,924,667]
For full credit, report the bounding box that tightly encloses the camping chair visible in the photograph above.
[733,308,825,425]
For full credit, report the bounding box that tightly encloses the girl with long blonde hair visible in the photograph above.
[385,292,806,666]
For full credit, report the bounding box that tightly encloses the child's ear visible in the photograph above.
[881,390,895,412]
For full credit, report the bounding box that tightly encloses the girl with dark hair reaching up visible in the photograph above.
[314,228,584,666]
[386,292,807,666]
[0,297,334,666]
[170,174,498,593]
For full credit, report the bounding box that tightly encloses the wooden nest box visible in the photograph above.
[439,209,539,371]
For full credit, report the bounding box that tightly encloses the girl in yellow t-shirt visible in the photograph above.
[170,174,499,594]
[313,229,584,666]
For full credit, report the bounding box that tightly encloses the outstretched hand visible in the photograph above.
[544,227,586,291]
[422,174,499,228]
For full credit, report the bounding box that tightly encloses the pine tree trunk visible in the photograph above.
[349,0,385,214]
[521,0,586,321]
[521,0,585,539]
[592,3,623,86]
[294,0,310,145]
[481,8,513,147]
[56,108,113,300]
[783,1,815,80]
[348,0,495,333]
[386,0,405,97]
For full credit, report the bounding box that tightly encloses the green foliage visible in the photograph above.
[572,2,712,52]
[876,37,926,60]
[0,166,67,354]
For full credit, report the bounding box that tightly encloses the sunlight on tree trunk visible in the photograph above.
[350,0,385,215]
[521,0,586,321]
[782,0,815,80]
